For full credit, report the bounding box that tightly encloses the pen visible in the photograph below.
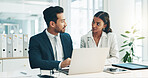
[20,72,27,75]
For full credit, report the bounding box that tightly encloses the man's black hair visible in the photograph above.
[43,6,64,27]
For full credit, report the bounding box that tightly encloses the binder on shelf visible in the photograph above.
[18,34,23,57]
[12,34,18,57]
[7,34,13,57]
[0,34,7,58]
[23,34,28,57]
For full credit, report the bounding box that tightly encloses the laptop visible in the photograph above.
[112,63,148,70]
[59,48,109,75]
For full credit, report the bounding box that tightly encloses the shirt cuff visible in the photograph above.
[59,62,62,69]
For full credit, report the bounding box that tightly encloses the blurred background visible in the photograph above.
[0,0,147,63]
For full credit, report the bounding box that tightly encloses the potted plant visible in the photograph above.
[119,26,145,63]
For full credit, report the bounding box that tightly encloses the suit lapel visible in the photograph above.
[60,33,67,60]
[87,37,96,48]
[101,37,108,47]
[100,32,108,47]
[87,31,96,48]
[41,30,55,59]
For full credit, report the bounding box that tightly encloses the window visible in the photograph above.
[133,0,143,61]
[69,0,103,48]
[0,0,59,39]
[134,0,148,62]
[117,0,147,62]
[141,0,148,62]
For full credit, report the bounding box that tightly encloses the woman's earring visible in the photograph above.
[103,28,105,31]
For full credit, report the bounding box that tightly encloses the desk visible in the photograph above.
[1,63,148,78]
[65,69,148,78]
[0,69,40,78]
[54,67,148,78]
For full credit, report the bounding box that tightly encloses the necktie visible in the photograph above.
[54,36,58,61]
[54,36,63,61]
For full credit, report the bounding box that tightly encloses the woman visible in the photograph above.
[80,11,119,65]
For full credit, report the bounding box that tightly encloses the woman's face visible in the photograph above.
[92,17,106,33]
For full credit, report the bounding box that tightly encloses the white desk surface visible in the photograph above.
[56,66,148,78]
[1,63,148,78]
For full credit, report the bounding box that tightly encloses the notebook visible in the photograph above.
[112,63,148,70]
[59,48,109,75]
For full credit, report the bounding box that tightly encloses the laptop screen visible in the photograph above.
[59,48,109,75]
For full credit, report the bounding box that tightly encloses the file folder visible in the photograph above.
[0,34,7,58]
[23,34,28,57]
[12,34,18,57]
[17,34,23,57]
[0,60,2,72]
[7,34,13,57]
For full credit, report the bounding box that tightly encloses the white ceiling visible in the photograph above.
[0,0,59,6]
[0,0,59,20]
[0,0,56,4]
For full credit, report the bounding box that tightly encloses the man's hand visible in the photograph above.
[61,58,71,68]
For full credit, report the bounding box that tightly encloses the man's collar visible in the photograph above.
[45,29,60,38]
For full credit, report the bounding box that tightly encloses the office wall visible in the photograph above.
[106,0,135,61]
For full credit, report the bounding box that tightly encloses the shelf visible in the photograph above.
[0,57,28,60]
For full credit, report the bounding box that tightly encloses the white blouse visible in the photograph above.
[80,31,119,65]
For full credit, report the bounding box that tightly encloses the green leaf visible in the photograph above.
[132,52,135,56]
[128,56,132,62]
[137,37,145,39]
[131,26,134,29]
[128,42,133,46]
[121,44,128,47]
[131,47,134,53]
[119,49,125,52]
[121,34,129,38]
[123,51,130,63]
[131,38,135,42]
[131,46,135,56]
[123,40,127,43]
[133,29,137,34]
[135,36,139,37]
[125,31,130,33]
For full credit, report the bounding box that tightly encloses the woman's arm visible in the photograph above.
[106,34,119,65]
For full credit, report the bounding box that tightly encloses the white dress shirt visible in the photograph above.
[80,30,119,65]
[45,29,64,68]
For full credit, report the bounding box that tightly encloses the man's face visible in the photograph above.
[92,17,106,33]
[54,13,67,33]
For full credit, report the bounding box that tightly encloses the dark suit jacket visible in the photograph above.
[28,29,73,70]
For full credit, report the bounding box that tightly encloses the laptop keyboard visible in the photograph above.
[59,69,69,75]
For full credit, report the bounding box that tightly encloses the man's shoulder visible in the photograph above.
[30,31,44,40]
[60,32,71,37]
[60,32,70,35]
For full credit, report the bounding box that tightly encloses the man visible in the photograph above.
[28,6,73,70]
